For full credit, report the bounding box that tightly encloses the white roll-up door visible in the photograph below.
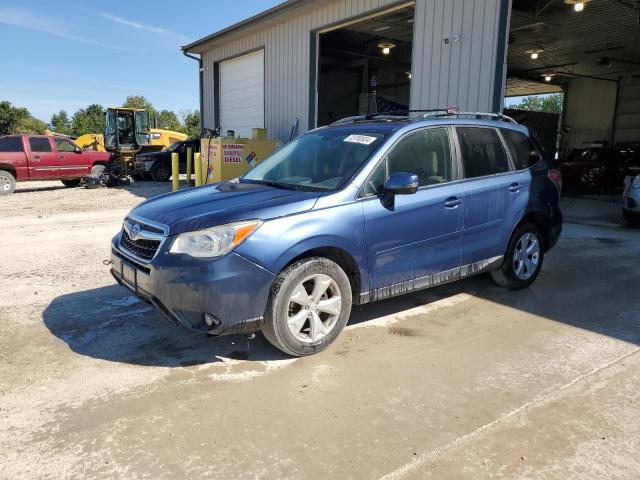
[219,50,265,138]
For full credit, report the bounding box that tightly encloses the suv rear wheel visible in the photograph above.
[262,257,352,356]
[0,170,16,195]
[490,222,544,290]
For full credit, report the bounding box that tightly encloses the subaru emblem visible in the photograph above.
[130,224,142,241]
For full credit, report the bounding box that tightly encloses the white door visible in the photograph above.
[219,50,265,138]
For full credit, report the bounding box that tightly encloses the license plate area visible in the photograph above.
[122,263,137,290]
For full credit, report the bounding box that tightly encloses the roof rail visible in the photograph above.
[421,111,519,124]
[330,109,519,126]
[330,109,453,126]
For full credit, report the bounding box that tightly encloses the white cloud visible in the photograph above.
[99,12,189,42]
[0,8,144,52]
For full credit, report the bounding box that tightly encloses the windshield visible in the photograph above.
[242,129,387,191]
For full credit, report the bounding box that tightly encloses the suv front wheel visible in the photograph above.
[262,257,352,356]
[491,223,545,290]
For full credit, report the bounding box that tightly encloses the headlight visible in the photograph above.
[633,177,640,189]
[169,220,262,258]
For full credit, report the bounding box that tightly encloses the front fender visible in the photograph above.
[235,203,370,293]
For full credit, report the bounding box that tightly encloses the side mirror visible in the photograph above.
[74,147,82,153]
[385,172,419,195]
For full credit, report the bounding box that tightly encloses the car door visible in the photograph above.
[54,138,87,178]
[455,126,518,266]
[28,137,59,179]
[361,127,464,297]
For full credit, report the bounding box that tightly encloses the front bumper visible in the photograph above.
[110,233,276,335]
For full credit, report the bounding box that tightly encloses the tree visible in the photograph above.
[180,110,201,138]
[50,110,73,135]
[155,110,181,131]
[71,104,105,136]
[13,115,47,134]
[122,95,157,122]
[0,101,30,135]
[510,93,563,114]
[0,101,47,135]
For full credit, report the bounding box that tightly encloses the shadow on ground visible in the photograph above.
[44,222,640,367]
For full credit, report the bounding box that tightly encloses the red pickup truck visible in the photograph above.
[0,134,112,195]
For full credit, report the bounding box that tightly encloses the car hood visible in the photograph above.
[130,181,321,235]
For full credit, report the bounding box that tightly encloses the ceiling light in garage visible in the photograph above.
[527,48,544,60]
[374,26,391,32]
[565,0,587,12]
[378,42,396,55]
[406,71,412,79]
[545,75,553,82]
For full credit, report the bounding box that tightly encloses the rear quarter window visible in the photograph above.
[0,137,24,152]
[501,129,542,170]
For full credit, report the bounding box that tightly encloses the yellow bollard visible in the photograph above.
[194,152,202,187]
[171,152,179,192]
[186,147,192,185]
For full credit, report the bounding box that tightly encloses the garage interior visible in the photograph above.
[317,5,414,126]
[506,0,640,155]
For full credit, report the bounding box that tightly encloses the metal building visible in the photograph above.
[183,0,640,151]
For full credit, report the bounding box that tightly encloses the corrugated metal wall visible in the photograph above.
[614,74,640,144]
[410,0,505,113]
[200,0,505,141]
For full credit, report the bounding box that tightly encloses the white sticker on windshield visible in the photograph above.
[344,134,377,145]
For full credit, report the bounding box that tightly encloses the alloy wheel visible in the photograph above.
[513,232,540,280]
[286,274,342,343]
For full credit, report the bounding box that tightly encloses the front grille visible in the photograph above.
[121,229,161,261]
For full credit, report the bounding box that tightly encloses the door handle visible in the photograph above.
[509,183,521,193]
[444,197,462,208]
[33,155,41,161]
[59,155,65,159]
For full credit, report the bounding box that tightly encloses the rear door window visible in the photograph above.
[501,129,542,169]
[457,127,510,178]
[29,137,52,152]
[0,136,23,152]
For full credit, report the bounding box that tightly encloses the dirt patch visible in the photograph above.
[389,326,421,337]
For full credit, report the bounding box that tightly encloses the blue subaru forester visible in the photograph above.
[111,112,562,356]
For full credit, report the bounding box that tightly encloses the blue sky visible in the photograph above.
[0,0,283,122]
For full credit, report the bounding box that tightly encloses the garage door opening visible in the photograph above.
[316,5,414,126]
[506,0,640,159]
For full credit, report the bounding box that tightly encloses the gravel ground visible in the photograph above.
[3,180,174,217]
[1,184,639,479]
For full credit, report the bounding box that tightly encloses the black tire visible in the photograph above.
[0,170,16,195]
[61,179,81,188]
[91,164,106,176]
[490,222,545,290]
[150,162,171,182]
[262,257,352,357]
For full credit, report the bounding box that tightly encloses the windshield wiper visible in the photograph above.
[241,179,294,190]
